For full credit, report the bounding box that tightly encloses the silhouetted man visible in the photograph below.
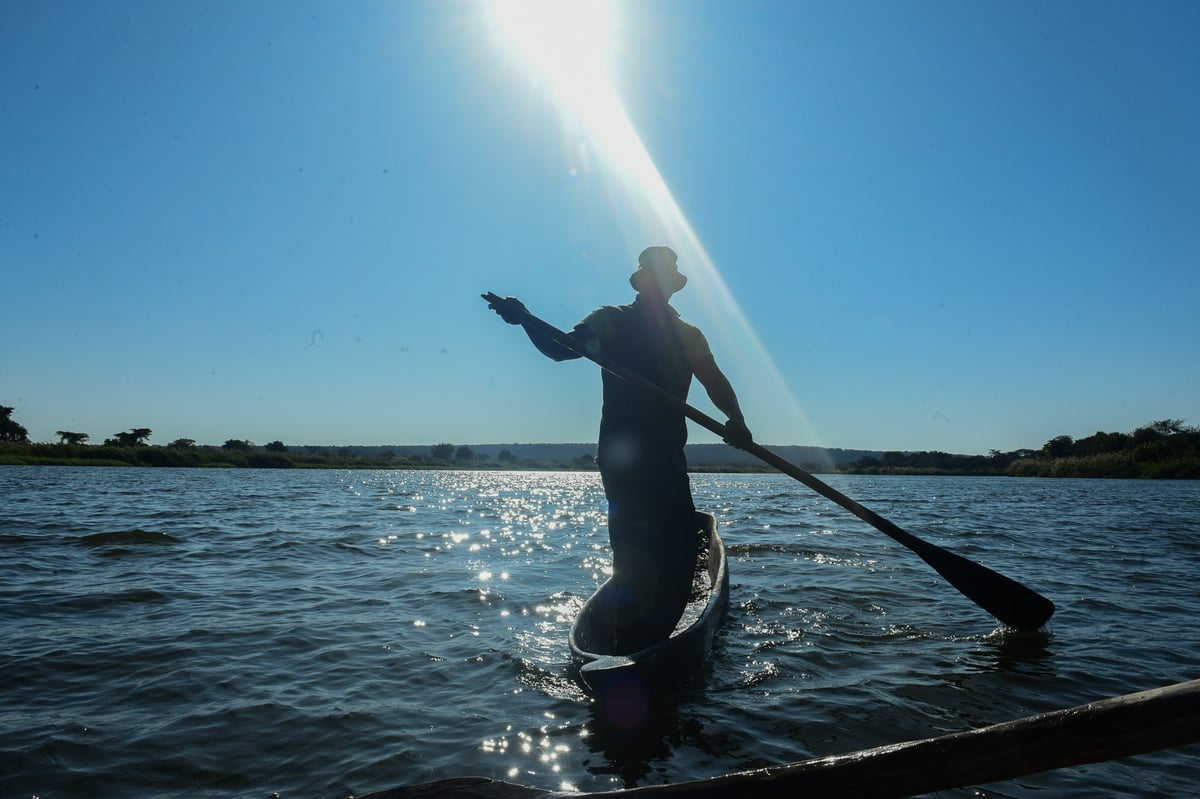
[489,246,752,651]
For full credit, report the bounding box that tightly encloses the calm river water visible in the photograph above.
[1,466,1198,798]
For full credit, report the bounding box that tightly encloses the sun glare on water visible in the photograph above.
[484,0,817,447]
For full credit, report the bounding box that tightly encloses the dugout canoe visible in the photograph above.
[568,511,729,697]
[362,678,1200,799]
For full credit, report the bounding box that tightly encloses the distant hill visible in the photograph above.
[300,442,881,470]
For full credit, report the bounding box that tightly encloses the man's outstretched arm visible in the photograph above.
[485,295,585,362]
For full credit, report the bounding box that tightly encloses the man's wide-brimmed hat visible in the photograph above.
[630,246,687,294]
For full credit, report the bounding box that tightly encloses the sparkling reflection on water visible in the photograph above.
[1,467,1198,798]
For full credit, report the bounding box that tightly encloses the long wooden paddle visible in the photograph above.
[482,293,1055,631]
[365,678,1200,798]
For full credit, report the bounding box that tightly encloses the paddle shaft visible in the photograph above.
[364,678,1200,799]
[483,293,1054,630]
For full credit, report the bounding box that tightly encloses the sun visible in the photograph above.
[484,0,664,226]
[485,0,615,114]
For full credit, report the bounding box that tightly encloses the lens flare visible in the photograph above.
[485,0,819,448]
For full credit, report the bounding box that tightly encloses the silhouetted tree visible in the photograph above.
[223,439,253,451]
[1131,425,1164,447]
[1149,419,1187,435]
[265,440,288,453]
[0,406,30,443]
[56,431,89,445]
[1042,435,1074,458]
[168,438,196,448]
[1074,431,1129,456]
[431,443,455,460]
[455,445,474,462]
[498,449,515,463]
[108,429,152,447]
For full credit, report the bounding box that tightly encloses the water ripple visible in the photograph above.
[0,468,1197,798]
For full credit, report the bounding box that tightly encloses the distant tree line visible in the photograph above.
[846,420,1200,479]
[1008,419,1200,478]
[2,405,1197,477]
[0,409,600,470]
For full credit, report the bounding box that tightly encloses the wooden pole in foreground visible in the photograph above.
[363,679,1200,799]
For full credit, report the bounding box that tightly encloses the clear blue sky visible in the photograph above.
[4,1,1197,454]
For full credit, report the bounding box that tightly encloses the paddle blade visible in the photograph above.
[910,540,1055,631]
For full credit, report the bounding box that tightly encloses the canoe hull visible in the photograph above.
[568,511,729,696]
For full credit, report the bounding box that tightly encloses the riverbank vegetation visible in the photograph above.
[845,420,1200,479]
[1,406,1196,477]
[0,435,596,472]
